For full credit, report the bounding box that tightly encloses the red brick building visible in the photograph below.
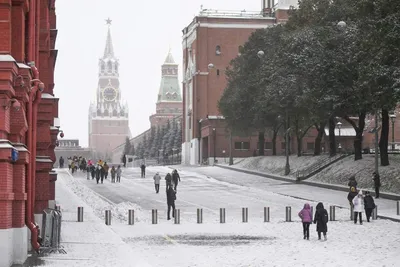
[0,0,59,266]
[181,3,297,165]
[181,3,400,165]
[88,21,131,160]
[149,50,183,127]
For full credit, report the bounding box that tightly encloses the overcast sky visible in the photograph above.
[55,0,261,147]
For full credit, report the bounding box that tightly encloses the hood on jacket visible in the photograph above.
[303,203,311,209]
[316,202,324,210]
[358,190,363,195]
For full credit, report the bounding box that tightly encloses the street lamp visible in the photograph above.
[337,121,342,152]
[390,114,396,151]
[213,128,216,163]
[337,21,347,29]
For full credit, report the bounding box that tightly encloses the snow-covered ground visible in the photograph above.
[35,167,400,267]
[224,155,327,178]
[222,154,400,194]
[310,154,400,194]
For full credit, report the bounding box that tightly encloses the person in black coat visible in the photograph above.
[372,172,381,198]
[313,202,328,241]
[140,164,146,178]
[95,166,101,184]
[166,184,176,220]
[59,157,64,168]
[172,169,181,191]
[364,191,376,222]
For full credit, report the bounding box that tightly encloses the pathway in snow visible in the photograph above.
[61,167,400,267]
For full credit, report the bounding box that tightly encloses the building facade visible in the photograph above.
[88,21,131,160]
[149,50,183,127]
[181,3,298,165]
[0,1,59,266]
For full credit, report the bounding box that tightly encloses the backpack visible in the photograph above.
[323,210,329,223]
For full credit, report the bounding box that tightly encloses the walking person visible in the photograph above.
[59,156,64,168]
[90,164,96,180]
[298,203,312,240]
[153,172,161,193]
[95,165,101,184]
[166,184,176,220]
[122,154,127,168]
[100,165,105,184]
[352,190,364,224]
[165,173,172,187]
[110,166,116,183]
[103,162,109,179]
[140,163,146,178]
[313,202,328,241]
[68,157,72,170]
[364,191,376,222]
[116,165,122,183]
[373,172,381,198]
[172,169,181,192]
[347,186,358,219]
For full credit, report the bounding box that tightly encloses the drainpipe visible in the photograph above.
[26,66,43,253]
[28,0,36,63]
[35,0,40,66]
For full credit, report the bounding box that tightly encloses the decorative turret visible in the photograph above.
[157,49,182,103]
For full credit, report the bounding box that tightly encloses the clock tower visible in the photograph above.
[88,19,131,160]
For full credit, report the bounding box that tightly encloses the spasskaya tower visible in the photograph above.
[88,18,131,160]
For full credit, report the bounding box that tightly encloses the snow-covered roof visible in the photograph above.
[41,93,58,99]
[324,127,357,137]
[0,55,16,62]
[36,157,53,163]
[17,63,30,69]
[198,9,266,19]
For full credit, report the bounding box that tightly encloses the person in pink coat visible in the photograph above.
[298,203,312,240]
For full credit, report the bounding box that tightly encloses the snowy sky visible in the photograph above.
[54,0,262,147]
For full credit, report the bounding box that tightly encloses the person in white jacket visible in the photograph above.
[352,190,364,225]
[153,172,162,193]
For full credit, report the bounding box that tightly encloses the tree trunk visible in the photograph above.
[350,112,366,161]
[272,130,278,156]
[328,117,336,157]
[258,131,265,156]
[297,136,302,157]
[314,122,326,156]
[379,109,390,166]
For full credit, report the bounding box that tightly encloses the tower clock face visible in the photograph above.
[102,87,117,101]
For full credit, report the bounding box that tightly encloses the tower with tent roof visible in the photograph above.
[88,18,131,160]
[149,49,183,127]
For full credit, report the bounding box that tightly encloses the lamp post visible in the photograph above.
[222,150,226,163]
[337,121,342,153]
[258,50,290,175]
[390,114,396,151]
[213,128,216,163]
[229,130,233,165]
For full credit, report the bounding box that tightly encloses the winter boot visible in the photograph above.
[324,235,327,241]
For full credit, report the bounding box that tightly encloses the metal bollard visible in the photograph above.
[285,206,291,222]
[397,201,399,216]
[264,207,270,222]
[372,205,378,220]
[105,210,111,225]
[128,209,134,225]
[152,209,158,224]
[197,208,203,224]
[311,206,314,222]
[174,209,180,224]
[77,207,84,222]
[329,206,336,221]
[220,208,226,224]
[242,208,248,223]
[350,206,354,220]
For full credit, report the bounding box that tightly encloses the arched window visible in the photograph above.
[97,109,101,116]
[216,45,221,55]
[101,62,105,71]
[104,109,109,117]
[238,45,244,55]
[108,61,112,72]
[115,64,118,72]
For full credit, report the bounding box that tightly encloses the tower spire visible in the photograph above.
[103,18,114,58]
